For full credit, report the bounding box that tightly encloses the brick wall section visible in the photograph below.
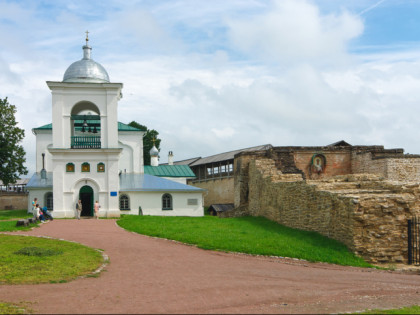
[0,193,28,210]
[190,178,234,207]
[229,153,420,264]
[294,151,351,179]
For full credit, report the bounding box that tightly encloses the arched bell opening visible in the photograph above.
[70,101,101,148]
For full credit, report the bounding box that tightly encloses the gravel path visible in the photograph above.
[1,219,420,314]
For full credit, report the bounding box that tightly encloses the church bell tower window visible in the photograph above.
[81,162,90,172]
[97,162,105,172]
[66,163,75,172]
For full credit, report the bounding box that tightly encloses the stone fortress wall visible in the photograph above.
[224,145,420,264]
[0,193,28,210]
[190,178,234,207]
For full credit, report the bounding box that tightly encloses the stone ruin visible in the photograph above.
[223,143,420,264]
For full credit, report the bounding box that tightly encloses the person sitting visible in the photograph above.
[34,204,45,222]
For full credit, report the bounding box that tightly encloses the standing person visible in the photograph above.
[94,201,100,219]
[31,198,38,215]
[76,200,82,220]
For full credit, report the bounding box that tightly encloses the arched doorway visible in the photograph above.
[79,185,93,217]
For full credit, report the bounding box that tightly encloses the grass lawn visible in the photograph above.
[0,209,32,221]
[0,209,39,232]
[0,234,104,284]
[0,302,30,314]
[357,305,420,314]
[117,215,372,267]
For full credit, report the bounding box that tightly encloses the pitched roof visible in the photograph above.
[208,204,234,213]
[144,165,196,178]
[26,172,53,189]
[189,144,272,166]
[327,140,352,147]
[160,157,201,166]
[120,173,204,192]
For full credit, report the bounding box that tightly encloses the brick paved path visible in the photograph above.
[1,219,420,314]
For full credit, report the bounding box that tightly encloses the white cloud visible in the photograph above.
[1,0,420,172]
[228,0,363,65]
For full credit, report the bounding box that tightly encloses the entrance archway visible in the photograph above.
[79,185,94,217]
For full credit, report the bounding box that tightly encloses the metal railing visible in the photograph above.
[71,136,101,149]
[408,216,419,265]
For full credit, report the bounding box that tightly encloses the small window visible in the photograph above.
[162,193,173,210]
[119,194,130,210]
[97,162,105,173]
[81,162,90,172]
[45,192,53,210]
[66,163,75,172]
[187,199,198,205]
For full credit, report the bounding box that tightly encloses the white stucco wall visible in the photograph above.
[48,148,122,218]
[120,191,204,217]
[118,131,144,174]
[47,81,122,149]
[27,189,53,214]
[34,131,53,172]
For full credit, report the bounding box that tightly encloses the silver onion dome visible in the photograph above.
[63,43,110,83]
[150,145,159,157]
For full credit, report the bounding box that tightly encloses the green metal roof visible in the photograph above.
[144,165,196,178]
[33,122,145,132]
[33,123,52,131]
[118,122,145,131]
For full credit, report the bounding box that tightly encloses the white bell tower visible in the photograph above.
[46,33,123,218]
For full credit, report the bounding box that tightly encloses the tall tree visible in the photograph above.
[0,97,28,185]
[128,121,161,166]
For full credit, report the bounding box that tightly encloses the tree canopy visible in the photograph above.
[0,98,28,185]
[128,121,161,166]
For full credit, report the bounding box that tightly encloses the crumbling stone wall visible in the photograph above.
[386,157,420,182]
[230,152,420,264]
[351,148,420,182]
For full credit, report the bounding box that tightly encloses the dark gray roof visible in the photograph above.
[0,179,30,186]
[327,140,352,147]
[160,157,201,166]
[208,204,235,213]
[189,144,272,166]
[26,173,53,189]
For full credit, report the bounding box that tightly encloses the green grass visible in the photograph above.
[117,215,372,267]
[0,220,39,232]
[0,235,104,284]
[357,306,420,314]
[0,302,29,314]
[0,209,32,220]
[0,209,39,232]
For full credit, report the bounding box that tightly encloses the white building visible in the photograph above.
[26,37,204,218]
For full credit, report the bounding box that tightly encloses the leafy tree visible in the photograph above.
[0,98,28,185]
[128,121,161,166]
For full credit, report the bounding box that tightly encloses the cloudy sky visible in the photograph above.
[1,0,420,175]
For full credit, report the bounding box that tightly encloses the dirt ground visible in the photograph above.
[1,219,420,314]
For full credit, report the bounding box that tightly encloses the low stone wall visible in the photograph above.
[0,193,29,210]
[232,153,420,264]
[189,178,234,207]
